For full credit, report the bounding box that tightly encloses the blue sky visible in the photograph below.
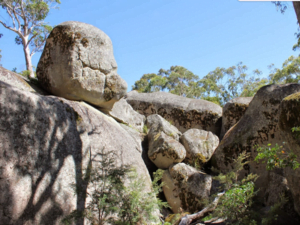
[0,0,299,91]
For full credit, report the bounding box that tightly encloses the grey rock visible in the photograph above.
[36,21,127,109]
[125,91,222,135]
[148,131,186,169]
[0,81,157,224]
[180,129,219,164]
[162,163,212,213]
[105,98,146,133]
[0,66,47,94]
[147,114,181,141]
[220,97,253,139]
[213,84,300,206]
[147,114,185,169]
[279,92,300,215]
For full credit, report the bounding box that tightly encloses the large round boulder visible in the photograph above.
[162,163,212,213]
[147,115,186,169]
[36,21,127,109]
[180,129,219,165]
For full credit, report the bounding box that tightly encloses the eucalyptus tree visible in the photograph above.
[0,0,60,78]
[132,65,201,98]
[132,73,167,93]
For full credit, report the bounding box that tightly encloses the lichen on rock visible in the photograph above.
[36,21,127,110]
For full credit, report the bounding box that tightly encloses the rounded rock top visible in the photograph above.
[36,21,127,109]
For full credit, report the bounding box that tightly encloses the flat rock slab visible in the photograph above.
[37,21,127,109]
[125,91,222,135]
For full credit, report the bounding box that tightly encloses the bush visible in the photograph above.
[208,152,258,225]
[255,127,300,170]
[255,143,299,170]
[63,148,167,225]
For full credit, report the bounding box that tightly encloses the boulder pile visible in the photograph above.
[1,20,300,225]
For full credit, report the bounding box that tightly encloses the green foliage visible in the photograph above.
[63,148,166,225]
[143,125,148,134]
[132,73,168,93]
[133,63,268,106]
[133,54,300,106]
[214,181,257,225]
[207,152,258,225]
[0,0,60,77]
[255,143,300,170]
[132,66,201,98]
[19,70,31,78]
[117,168,168,224]
[269,56,300,84]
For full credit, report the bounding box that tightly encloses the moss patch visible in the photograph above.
[283,92,300,102]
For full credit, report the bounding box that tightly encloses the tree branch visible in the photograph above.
[178,191,225,225]
[19,0,28,35]
[6,8,16,29]
[11,6,22,32]
[27,33,38,46]
[0,20,20,35]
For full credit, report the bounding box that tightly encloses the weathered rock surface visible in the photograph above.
[0,81,156,224]
[125,91,222,135]
[147,114,182,141]
[147,115,185,169]
[180,129,219,165]
[104,98,145,133]
[36,21,127,109]
[0,66,48,94]
[162,163,212,213]
[220,97,253,139]
[213,84,300,206]
[279,92,300,215]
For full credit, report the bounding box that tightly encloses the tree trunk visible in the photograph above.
[23,41,34,78]
[293,2,300,26]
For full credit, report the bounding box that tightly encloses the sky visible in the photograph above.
[0,0,299,91]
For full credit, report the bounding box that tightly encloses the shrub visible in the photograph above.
[255,143,299,170]
[255,127,300,170]
[208,152,258,225]
[63,148,167,225]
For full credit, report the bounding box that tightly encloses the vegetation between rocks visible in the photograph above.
[63,148,169,225]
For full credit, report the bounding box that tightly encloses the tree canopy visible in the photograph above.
[0,0,60,78]
[133,55,300,106]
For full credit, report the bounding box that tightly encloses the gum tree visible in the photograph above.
[0,0,60,78]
